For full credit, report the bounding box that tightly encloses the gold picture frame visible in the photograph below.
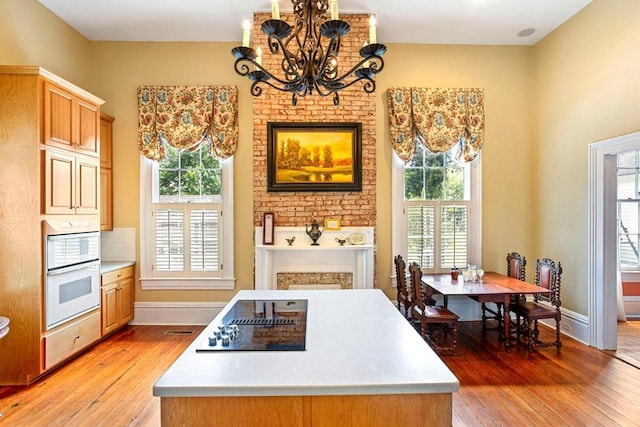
[267,122,362,192]
[324,218,341,230]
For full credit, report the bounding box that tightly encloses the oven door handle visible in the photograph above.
[47,260,100,276]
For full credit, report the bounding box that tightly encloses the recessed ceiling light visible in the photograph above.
[518,28,536,37]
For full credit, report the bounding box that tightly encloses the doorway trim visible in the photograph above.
[588,131,640,350]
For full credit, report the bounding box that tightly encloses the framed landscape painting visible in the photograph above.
[267,122,362,192]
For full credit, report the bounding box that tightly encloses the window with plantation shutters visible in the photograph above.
[140,138,234,289]
[400,144,478,274]
[153,205,221,274]
[406,202,470,273]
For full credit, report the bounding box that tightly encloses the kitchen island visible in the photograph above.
[153,289,459,426]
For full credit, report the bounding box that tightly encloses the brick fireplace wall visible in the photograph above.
[251,12,377,229]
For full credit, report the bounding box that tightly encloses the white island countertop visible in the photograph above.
[153,289,459,397]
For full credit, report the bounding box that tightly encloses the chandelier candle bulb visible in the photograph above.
[256,47,262,66]
[271,0,280,20]
[330,0,339,20]
[369,15,377,44]
[363,41,369,68]
[242,19,251,47]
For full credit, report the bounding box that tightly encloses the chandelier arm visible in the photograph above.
[280,22,312,85]
[316,73,376,95]
[250,77,309,95]
[338,75,377,92]
[324,54,384,82]
[250,81,264,97]
[279,47,306,83]
[367,55,385,74]
[233,58,254,77]
[306,80,341,106]
[318,37,340,81]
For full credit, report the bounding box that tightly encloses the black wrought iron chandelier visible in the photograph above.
[231,0,386,106]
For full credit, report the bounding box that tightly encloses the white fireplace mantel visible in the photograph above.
[255,226,374,290]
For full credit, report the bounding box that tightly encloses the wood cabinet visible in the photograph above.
[43,310,101,370]
[42,146,99,215]
[44,81,100,157]
[0,66,104,385]
[100,113,114,230]
[101,265,135,336]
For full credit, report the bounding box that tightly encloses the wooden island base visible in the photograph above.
[161,393,452,427]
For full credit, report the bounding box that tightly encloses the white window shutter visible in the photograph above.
[154,207,185,272]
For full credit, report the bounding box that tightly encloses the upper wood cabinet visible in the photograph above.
[44,81,100,157]
[100,113,114,230]
[100,113,114,168]
[42,147,99,215]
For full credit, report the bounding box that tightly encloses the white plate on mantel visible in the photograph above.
[0,316,9,330]
[348,232,366,245]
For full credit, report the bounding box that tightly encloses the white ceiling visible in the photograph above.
[38,0,592,46]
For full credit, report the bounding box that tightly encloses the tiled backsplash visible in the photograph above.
[101,227,136,261]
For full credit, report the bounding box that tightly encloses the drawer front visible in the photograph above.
[101,265,134,285]
[44,310,101,369]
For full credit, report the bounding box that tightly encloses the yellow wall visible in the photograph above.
[3,0,636,316]
[0,0,93,90]
[532,0,640,314]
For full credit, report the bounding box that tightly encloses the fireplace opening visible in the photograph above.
[277,272,353,290]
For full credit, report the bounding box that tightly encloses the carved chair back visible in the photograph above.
[408,262,425,311]
[394,255,409,302]
[394,255,411,317]
[534,258,562,309]
[506,252,526,281]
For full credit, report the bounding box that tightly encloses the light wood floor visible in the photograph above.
[1,322,639,426]
[607,320,640,368]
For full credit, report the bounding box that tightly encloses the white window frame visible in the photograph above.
[616,149,640,281]
[139,155,235,290]
[391,149,482,284]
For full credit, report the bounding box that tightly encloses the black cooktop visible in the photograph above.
[195,299,307,352]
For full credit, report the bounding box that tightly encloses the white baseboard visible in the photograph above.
[544,306,590,345]
[130,302,226,325]
[624,296,640,319]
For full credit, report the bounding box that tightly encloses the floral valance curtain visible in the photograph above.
[137,85,238,161]
[387,87,485,163]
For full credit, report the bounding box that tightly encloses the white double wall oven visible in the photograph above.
[43,220,101,330]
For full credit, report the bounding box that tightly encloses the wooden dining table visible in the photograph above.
[421,272,552,351]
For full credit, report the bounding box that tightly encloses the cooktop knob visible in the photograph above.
[221,334,230,346]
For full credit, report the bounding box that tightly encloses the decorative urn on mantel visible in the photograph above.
[305,219,324,246]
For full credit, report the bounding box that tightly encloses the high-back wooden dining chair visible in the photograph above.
[510,258,562,352]
[408,262,459,355]
[481,252,526,331]
[394,255,411,319]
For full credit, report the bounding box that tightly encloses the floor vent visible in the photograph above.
[164,330,196,335]
[229,318,296,326]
